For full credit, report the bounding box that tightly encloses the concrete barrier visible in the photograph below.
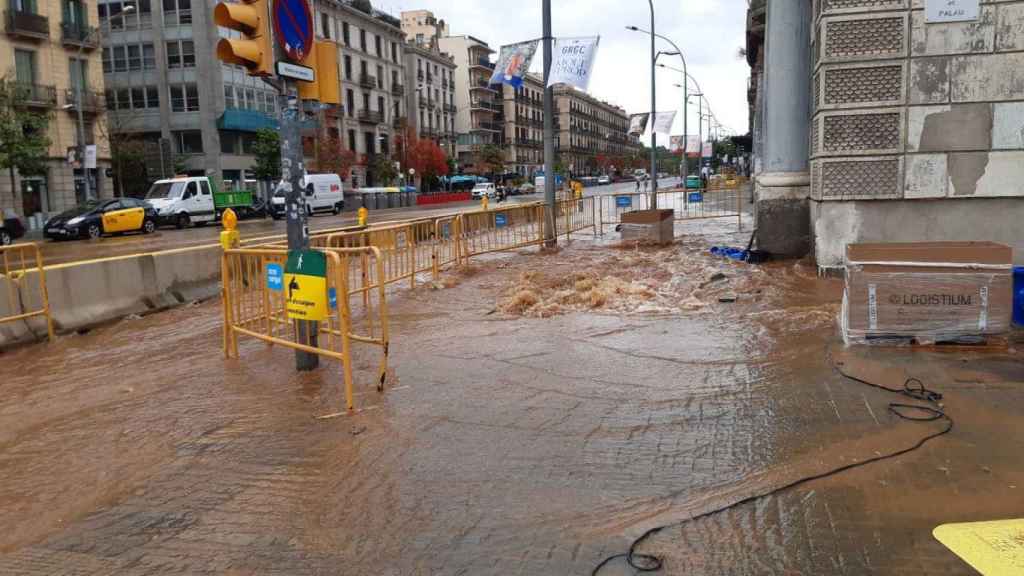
[0,244,223,349]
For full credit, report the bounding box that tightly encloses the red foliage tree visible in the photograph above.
[407,135,449,182]
[313,133,357,181]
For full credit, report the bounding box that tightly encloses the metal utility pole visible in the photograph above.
[647,0,657,207]
[542,0,556,246]
[278,83,317,370]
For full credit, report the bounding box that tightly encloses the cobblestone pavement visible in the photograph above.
[1,216,1022,575]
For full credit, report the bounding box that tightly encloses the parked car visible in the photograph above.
[517,183,536,195]
[597,175,611,185]
[1,209,25,245]
[471,183,497,199]
[44,198,158,241]
[270,173,344,220]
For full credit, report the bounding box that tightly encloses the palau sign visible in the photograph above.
[926,0,979,23]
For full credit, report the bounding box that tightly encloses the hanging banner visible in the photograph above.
[628,113,649,135]
[701,141,713,158]
[547,36,600,91]
[490,40,540,88]
[84,145,97,169]
[686,135,701,157]
[652,111,676,134]
[669,135,684,152]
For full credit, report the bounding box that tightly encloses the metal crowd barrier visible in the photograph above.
[0,242,54,342]
[597,187,743,232]
[221,247,389,411]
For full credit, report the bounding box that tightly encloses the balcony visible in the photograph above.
[442,79,448,90]
[14,83,56,108]
[421,128,437,138]
[470,99,500,113]
[357,109,385,124]
[418,99,426,109]
[392,116,405,129]
[472,79,498,93]
[426,99,436,111]
[64,88,103,113]
[61,22,98,48]
[472,121,501,132]
[391,82,404,96]
[426,72,433,83]
[470,57,494,70]
[5,10,49,39]
[417,70,424,81]
[359,73,376,89]
[445,104,457,114]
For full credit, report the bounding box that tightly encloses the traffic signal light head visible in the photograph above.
[214,0,273,76]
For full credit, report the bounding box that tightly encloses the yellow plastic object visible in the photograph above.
[481,195,489,210]
[220,209,240,250]
[934,519,1024,575]
[357,206,368,227]
[222,208,238,231]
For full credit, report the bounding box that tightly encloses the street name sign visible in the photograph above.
[926,0,979,23]
[276,61,315,82]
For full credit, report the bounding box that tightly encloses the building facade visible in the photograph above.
[553,85,638,177]
[399,9,446,49]
[402,41,456,155]
[437,35,501,174]
[748,0,1024,266]
[502,73,544,178]
[1,0,113,223]
[315,0,404,187]
[101,0,280,194]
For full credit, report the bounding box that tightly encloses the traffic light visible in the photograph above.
[297,41,340,105]
[214,0,273,76]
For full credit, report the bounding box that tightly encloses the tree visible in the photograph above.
[251,128,281,182]
[369,153,397,185]
[478,144,504,175]
[407,136,449,187]
[313,133,356,181]
[110,138,148,197]
[0,78,51,206]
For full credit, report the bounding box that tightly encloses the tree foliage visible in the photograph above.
[251,127,281,181]
[407,136,449,181]
[369,153,397,185]
[0,78,51,200]
[110,137,149,197]
[313,133,357,180]
[478,144,505,174]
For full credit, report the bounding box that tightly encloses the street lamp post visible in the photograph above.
[691,92,703,181]
[70,4,134,201]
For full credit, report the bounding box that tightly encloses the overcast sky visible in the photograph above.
[384,0,751,143]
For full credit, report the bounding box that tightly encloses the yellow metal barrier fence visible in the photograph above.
[0,242,54,342]
[221,247,389,411]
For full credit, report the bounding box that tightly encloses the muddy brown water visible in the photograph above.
[1,216,1022,575]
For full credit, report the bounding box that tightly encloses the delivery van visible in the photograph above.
[270,173,344,219]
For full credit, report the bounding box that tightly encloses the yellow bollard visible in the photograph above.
[219,208,240,250]
[357,206,368,227]
[481,195,489,210]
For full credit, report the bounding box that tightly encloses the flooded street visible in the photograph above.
[1,215,1022,575]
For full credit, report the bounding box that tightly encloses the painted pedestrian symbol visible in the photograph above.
[273,0,313,62]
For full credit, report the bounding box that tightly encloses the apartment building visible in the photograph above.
[399,9,446,49]
[553,85,639,176]
[437,34,500,174]
[315,0,404,187]
[0,0,113,222]
[402,41,456,155]
[101,0,280,194]
[502,73,543,178]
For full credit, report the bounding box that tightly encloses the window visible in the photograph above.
[375,35,381,57]
[377,95,384,113]
[102,47,112,73]
[166,41,180,68]
[362,92,369,111]
[244,88,255,109]
[105,90,115,109]
[347,129,356,153]
[360,60,367,76]
[174,130,203,154]
[224,85,235,108]
[391,42,398,63]
[14,50,35,84]
[199,180,211,195]
[342,22,350,46]
[359,29,366,51]
[346,89,354,116]
[181,40,195,67]
[320,13,329,38]
[146,86,159,108]
[143,43,155,69]
[127,45,141,70]
[131,87,144,109]
[69,58,87,92]
[343,55,352,79]
[12,0,37,13]
[222,132,240,155]
[376,65,383,88]
[416,33,423,44]
[169,84,199,112]
[116,88,129,109]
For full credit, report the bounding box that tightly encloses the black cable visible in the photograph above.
[592,365,953,575]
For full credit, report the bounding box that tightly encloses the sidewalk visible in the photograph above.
[1,216,1021,575]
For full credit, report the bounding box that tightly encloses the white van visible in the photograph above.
[145,176,218,228]
[471,182,496,199]
[270,173,344,219]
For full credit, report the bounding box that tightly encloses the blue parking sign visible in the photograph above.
[615,195,632,208]
[328,287,337,309]
[495,213,507,228]
[267,263,283,291]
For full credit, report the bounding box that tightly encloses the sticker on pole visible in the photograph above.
[284,250,327,321]
[615,195,632,208]
[273,0,313,62]
[495,213,507,228]
[267,263,284,291]
[328,286,337,310]
[934,519,1024,575]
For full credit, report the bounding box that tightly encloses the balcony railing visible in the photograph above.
[64,88,103,113]
[471,57,494,70]
[14,83,57,107]
[426,72,433,83]
[359,73,376,89]
[61,22,98,48]
[418,99,426,109]
[6,10,49,39]
[357,109,385,124]
[445,104,457,113]
[472,121,501,132]
[391,82,404,95]
[473,79,498,92]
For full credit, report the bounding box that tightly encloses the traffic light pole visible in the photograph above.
[277,81,318,371]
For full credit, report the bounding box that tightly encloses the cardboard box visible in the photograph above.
[842,242,1014,344]
[620,209,674,244]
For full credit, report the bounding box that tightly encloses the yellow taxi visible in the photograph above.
[44,198,158,241]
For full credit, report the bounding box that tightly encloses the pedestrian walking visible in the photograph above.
[635,179,641,193]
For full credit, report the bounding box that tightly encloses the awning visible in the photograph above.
[217,109,279,132]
